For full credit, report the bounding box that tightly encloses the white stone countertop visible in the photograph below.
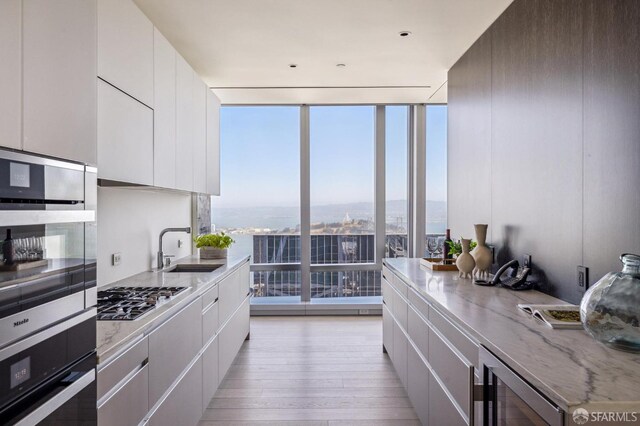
[384,258,640,414]
[96,254,250,364]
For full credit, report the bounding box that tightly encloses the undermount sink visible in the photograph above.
[165,264,223,273]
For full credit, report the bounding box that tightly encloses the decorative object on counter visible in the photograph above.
[443,228,453,260]
[2,229,15,265]
[420,257,458,271]
[471,224,492,279]
[446,238,477,259]
[195,232,235,259]
[456,238,475,279]
[580,253,640,353]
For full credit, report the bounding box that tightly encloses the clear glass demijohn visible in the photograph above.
[580,253,640,352]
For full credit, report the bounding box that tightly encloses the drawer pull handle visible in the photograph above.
[214,297,219,303]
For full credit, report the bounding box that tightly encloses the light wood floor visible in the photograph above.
[198,316,420,426]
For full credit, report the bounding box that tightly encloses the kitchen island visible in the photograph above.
[383,258,640,425]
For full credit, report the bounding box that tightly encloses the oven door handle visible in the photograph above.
[14,369,95,426]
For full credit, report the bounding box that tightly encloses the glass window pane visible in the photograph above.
[426,105,448,257]
[385,106,409,258]
[212,106,300,303]
[309,106,375,265]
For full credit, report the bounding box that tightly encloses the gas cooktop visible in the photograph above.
[97,286,188,320]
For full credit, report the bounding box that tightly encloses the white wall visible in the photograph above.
[98,187,192,286]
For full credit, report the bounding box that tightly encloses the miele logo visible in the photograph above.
[13,318,29,327]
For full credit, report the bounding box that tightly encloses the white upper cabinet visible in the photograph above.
[22,0,97,164]
[153,28,177,189]
[193,77,207,194]
[98,0,154,106]
[175,55,194,192]
[97,79,153,185]
[0,0,21,151]
[206,91,221,196]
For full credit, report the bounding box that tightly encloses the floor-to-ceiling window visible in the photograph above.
[213,104,446,306]
[212,106,301,303]
[425,105,448,257]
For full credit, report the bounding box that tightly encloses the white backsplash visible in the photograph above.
[97,187,192,286]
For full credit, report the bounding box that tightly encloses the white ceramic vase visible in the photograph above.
[472,224,492,279]
[456,239,475,279]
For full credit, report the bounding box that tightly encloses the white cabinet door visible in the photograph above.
[98,364,149,426]
[97,0,153,106]
[382,304,394,359]
[0,0,21,150]
[201,335,219,411]
[22,0,97,164]
[148,358,203,426]
[153,28,176,189]
[175,55,194,192]
[238,263,250,304]
[392,320,408,389]
[206,90,221,195]
[218,268,240,328]
[218,297,249,384]
[192,77,207,194]
[97,80,153,185]
[407,343,429,426]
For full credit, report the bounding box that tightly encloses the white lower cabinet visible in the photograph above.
[98,364,149,426]
[407,342,429,426]
[429,369,467,426]
[147,357,203,426]
[392,320,408,389]
[219,296,250,383]
[202,335,219,410]
[382,304,394,359]
[148,298,202,407]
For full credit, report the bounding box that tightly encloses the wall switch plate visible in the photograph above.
[577,266,589,292]
[359,309,370,315]
[523,254,532,269]
[178,239,184,248]
[112,252,121,266]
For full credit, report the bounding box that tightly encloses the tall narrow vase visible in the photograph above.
[472,224,492,279]
[456,239,475,279]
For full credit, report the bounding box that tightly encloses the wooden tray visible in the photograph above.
[420,258,458,271]
[0,259,48,271]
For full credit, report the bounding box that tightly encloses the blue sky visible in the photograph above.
[216,105,447,209]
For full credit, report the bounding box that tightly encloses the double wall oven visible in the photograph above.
[0,149,97,425]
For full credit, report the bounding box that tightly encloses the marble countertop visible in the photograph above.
[96,254,250,364]
[384,258,640,412]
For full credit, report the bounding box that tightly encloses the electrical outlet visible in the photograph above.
[178,239,184,248]
[112,252,121,266]
[577,266,589,293]
[523,254,532,269]
[489,246,496,264]
[359,309,370,315]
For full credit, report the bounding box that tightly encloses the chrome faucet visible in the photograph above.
[157,227,191,269]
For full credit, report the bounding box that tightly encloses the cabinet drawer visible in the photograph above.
[382,304,394,359]
[382,265,392,282]
[219,296,250,383]
[149,298,202,407]
[408,305,428,360]
[408,287,430,320]
[218,270,239,327]
[392,319,408,389]
[429,325,474,419]
[392,287,408,332]
[202,335,219,410]
[147,357,203,426]
[202,284,219,311]
[429,367,468,426]
[391,272,409,297]
[429,306,479,369]
[97,336,148,400]
[407,342,429,426]
[98,363,149,426]
[381,278,394,312]
[202,298,219,345]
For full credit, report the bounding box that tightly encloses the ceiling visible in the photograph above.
[134,0,512,104]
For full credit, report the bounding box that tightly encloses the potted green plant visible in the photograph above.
[446,239,477,259]
[194,232,235,259]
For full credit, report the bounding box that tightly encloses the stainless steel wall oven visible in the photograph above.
[0,149,97,425]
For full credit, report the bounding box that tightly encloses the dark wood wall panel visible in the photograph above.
[490,0,583,302]
[449,0,640,303]
[583,0,640,286]
[447,31,492,241]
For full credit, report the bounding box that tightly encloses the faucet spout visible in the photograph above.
[157,227,191,270]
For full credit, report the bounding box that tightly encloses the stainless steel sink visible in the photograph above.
[165,264,223,273]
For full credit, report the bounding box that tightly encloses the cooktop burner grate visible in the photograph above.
[97,286,188,320]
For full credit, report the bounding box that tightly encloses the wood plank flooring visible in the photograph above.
[199,316,419,426]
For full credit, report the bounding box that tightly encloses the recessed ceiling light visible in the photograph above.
[336,63,346,67]
[399,31,412,37]
[289,64,297,68]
